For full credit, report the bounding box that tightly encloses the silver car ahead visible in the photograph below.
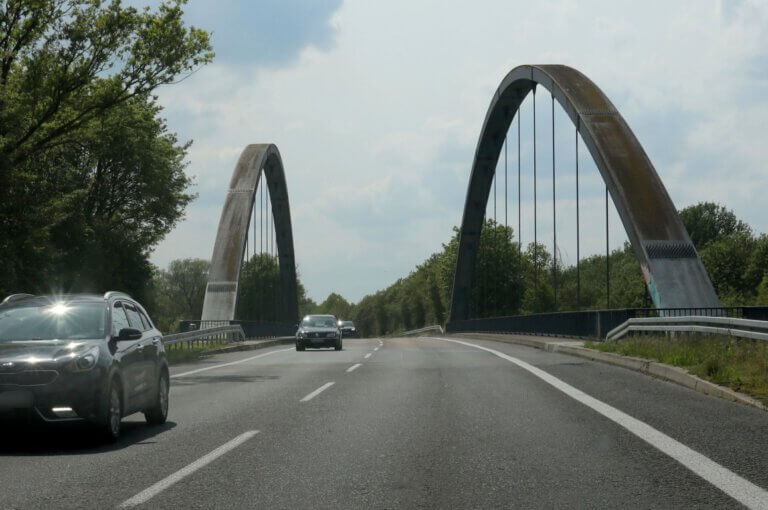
[296,315,342,351]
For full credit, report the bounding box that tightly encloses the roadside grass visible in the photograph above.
[584,335,768,405]
[166,340,231,364]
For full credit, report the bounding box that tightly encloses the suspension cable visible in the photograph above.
[517,103,522,289]
[575,121,581,309]
[606,185,610,308]
[551,93,557,310]
[260,180,264,254]
[504,134,508,228]
[533,85,538,300]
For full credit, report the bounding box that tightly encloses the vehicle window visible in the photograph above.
[0,302,107,341]
[112,302,131,336]
[301,316,338,328]
[138,310,152,331]
[123,303,144,330]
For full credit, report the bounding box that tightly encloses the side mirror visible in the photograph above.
[117,327,142,341]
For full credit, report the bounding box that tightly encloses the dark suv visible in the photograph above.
[0,292,169,441]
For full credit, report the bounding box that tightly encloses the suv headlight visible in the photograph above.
[66,346,100,372]
[297,331,305,339]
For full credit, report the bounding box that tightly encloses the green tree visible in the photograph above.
[0,0,213,169]
[150,258,209,332]
[236,254,281,321]
[0,0,212,297]
[679,202,751,250]
[315,292,353,319]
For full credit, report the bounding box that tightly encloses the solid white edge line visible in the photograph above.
[346,363,362,373]
[300,382,335,402]
[119,430,259,508]
[364,353,372,359]
[171,347,293,378]
[428,337,768,510]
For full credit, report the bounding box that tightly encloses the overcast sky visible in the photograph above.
[149,0,768,303]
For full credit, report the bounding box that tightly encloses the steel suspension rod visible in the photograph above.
[533,86,538,297]
[551,93,557,310]
[575,122,581,309]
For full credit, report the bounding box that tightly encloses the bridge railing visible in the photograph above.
[402,325,444,337]
[445,306,768,339]
[179,319,296,339]
[607,315,768,342]
[162,325,245,351]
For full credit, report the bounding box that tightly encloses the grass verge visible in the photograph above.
[166,340,231,364]
[584,334,768,405]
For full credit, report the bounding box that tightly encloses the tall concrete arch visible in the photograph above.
[201,144,299,323]
[449,65,719,321]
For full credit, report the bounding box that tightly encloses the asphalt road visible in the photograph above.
[2,335,768,509]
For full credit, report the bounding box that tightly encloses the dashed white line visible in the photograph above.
[364,353,372,359]
[119,431,259,508]
[300,382,335,402]
[171,348,293,379]
[431,337,768,510]
[374,347,380,352]
[346,363,362,373]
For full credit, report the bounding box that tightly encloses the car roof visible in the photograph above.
[303,314,337,319]
[1,292,133,307]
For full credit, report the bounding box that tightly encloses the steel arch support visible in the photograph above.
[201,144,299,323]
[449,65,719,321]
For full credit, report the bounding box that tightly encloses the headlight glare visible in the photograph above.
[68,346,99,372]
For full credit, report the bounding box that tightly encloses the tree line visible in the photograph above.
[150,202,768,336]
[0,1,212,310]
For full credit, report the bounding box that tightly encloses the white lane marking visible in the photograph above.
[171,348,293,379]
[430,337,768,510]
[346,363,362,373]
[364,353,372,359]
[119,431,259,508]
[300,382,335,402]
[374,347,380,352]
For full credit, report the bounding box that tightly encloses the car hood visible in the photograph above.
[0,340,99,366]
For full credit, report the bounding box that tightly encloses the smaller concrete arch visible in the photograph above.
[201,144,299,323]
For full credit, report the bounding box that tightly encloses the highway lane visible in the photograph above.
[1,336,768,509]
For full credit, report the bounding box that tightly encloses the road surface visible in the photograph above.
[2,336,768,509]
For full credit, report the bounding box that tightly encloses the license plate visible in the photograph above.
[0,390,33,410]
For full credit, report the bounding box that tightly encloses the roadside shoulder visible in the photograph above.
[445,332,766,411]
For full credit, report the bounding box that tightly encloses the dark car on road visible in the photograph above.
[338,320,359,338]
[0,292,169,441]
[296,314,342,351]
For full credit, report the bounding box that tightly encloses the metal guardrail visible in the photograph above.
[445,306,768,339]
[179,319,296,339]
[162,325,245,351]
[402,325,444,336]
[607,316,768,342]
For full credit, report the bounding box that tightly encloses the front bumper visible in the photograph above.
[297,337,339,348]
[0,367,106,422]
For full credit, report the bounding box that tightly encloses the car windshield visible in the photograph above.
[342,321,354,327]
[301,317,337,328]
[0,302,107,342]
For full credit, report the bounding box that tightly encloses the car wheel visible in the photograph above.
[144,371,169,425]
[335,341,342,351]
[99,379,122,442]
[296,343,305,351]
